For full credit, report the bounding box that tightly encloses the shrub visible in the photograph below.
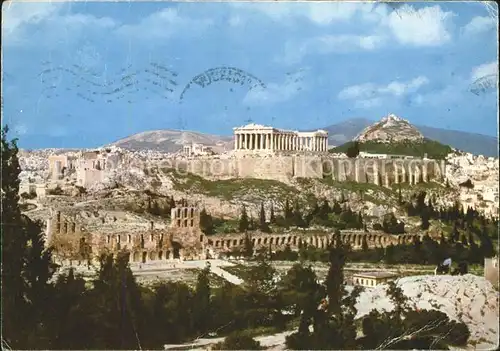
[213,332,262,350]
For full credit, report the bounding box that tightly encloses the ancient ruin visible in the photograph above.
[45,204,424,264]
[233,123,329,152]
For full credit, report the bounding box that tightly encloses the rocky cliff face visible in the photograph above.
[355,114,425,143]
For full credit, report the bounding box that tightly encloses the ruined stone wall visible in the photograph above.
[164,155,444,186]
[294,155,324,178]
[46,211,88,263]
[205,230,424,254]
[77,168,105,188]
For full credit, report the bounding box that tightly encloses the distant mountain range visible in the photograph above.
[110,130,233,153]
[109,118,498,157]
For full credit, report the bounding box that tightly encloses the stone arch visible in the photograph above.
[263,237,268,244]
[292,236,297,246]
[281,237,286,245]
[270,237,274,245]
[133,251,140,262]
[149,251,157,261]
[252,238,256,246]
[287,236,292,243]
[165,250,171,259]
[257,238,262,245]
[158,250,163,260]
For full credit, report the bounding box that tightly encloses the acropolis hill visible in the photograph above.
[44,122,444,189]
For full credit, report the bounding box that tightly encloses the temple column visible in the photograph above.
[384,172,389,187]
[260,133,264,150]
[394,167,399,184]
[374,162,379,185]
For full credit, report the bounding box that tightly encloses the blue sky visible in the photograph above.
[2,1,498,148]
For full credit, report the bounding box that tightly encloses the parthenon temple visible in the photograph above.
[233,123,329,152]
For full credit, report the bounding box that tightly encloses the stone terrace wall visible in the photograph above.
[167,155,445,186]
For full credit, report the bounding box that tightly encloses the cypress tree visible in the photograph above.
[270,202,276,223]
[259,202,270,232]
[259,202,266,228]
[2,126,54,348]
[239,206,249,232]
[361,236,368,252]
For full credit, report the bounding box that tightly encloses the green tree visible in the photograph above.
[192,266,211,334]
[346,141,360,158]
[279,263,324,332]
[385,243,395,264]
[243,233,254,258]
[293,200,306,228]
[420,208,431,230]
[259,202,270,232]
[214,332,262,350]
[270,202,276,223]
[199,208,214,235]
[1,126,55,349]
[238,206,249,232]
[361,235,369,252]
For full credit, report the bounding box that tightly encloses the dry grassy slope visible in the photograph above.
[101,167,452,222]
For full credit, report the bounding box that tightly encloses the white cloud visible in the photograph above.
[462,16,497,36]
[2,2,118,47]
[338,76,429,108]
[115,8,212,40]
[280,34,386,65]
[471,61,498,81]
[230,2,378,26]
[243,70,308,105]
[1,1,62,34]
[382,5,455,46]
[356,98,383,109]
